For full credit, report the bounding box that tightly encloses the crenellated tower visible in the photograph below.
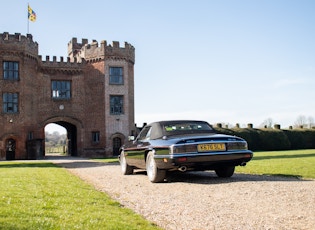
[68,38,135,64]
[0,32,38,58]
[68,37,136,155]
[0,32,135,160]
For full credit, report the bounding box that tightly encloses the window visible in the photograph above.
[137,126,152,141]
[52,81,71,99]
[3,61,19,80]
[110,95,124,115]
[28,132,34,140]
[3,93,19,113]
[92,131,100,143]
[109,67,123,85]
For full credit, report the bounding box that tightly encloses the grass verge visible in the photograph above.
[0,162,160,230]
[236,149,315,179]
[92,157,119,164]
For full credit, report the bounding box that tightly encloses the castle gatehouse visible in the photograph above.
[0,32,135,160]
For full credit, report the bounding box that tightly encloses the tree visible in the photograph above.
[45,131,66,146]
[294,115,307,128]
[260,118,273,128]
[307,116,315,128]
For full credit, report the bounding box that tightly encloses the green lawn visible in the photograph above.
[236,149,315,179]
[0,162,160,230]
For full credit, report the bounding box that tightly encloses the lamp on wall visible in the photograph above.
[9,119,13,123]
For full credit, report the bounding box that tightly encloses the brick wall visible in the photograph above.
[0,33,135,159]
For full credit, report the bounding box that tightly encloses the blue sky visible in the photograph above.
[2,0,315,133]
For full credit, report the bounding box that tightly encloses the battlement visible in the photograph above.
[0,33,135,73]
[68,38,135,64]
[39,55,85,74]
[39,55,85,64]
[0,32,38,55]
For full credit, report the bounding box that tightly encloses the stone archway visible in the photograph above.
[54,121,77,156]
[43,117,83,157]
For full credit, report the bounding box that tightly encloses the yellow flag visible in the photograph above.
[28,5,36,22]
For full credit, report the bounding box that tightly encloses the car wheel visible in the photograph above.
[120,151,134,175]
[215,166,235,178]
[146,152,166,183]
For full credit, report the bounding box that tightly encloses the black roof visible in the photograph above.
[147,120,215,139]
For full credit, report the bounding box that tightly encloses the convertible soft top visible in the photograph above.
[147,120,216,139]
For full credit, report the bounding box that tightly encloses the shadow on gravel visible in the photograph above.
[164,171,310,184]
[44,155,118,169]
[43,155,311,184]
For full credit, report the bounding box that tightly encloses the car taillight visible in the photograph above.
[171,144,197,154]
[227,142,248,150]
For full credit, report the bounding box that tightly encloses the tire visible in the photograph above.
[146,152,166,183]
[120,151,134,175]
[215,166,235,178]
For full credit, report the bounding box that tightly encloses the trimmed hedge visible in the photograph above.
[258,129,291,151]
[283,129,306,149]
[215,126,315,151]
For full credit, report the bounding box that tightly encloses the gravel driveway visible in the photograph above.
[47,156,315,230]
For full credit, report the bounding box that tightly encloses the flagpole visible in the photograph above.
[27,3,29,34]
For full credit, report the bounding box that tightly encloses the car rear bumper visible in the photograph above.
[154,150,253,170]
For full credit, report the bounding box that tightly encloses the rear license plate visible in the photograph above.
[197,143,226,152]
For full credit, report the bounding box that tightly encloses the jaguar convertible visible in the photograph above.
[119,120,253,183]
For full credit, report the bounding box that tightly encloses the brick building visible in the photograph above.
[0,32,135,160]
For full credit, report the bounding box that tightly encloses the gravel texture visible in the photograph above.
[47,156,315,230]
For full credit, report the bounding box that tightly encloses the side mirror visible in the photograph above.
[128,136,135,141]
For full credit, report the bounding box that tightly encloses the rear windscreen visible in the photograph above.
[163,122,213,134]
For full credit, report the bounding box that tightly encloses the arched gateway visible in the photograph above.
[0,32,136,160]
[43,117,81,157]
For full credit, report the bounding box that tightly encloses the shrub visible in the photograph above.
[301,130,315,149]
[283,129,306,149]
[258,129,291,151]
[213,125,314,151]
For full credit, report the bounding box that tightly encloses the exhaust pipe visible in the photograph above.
[178,166,187,172]
[240,162,247,166]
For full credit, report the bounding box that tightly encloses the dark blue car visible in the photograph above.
[119,120,253,183]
